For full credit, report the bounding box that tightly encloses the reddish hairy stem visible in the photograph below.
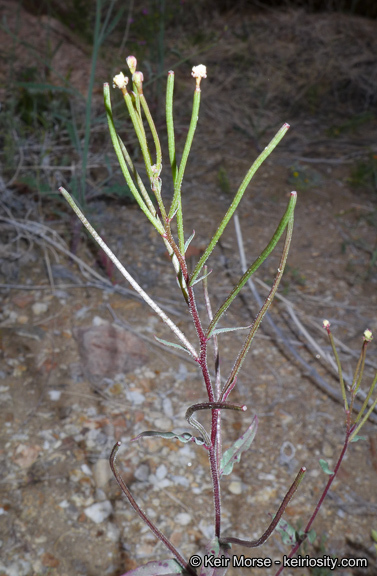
[110,442,196,576]
[220,467,306,549]
[164,225,224,536]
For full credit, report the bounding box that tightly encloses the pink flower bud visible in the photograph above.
[126,55,137,74]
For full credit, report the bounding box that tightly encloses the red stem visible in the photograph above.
[273,432,352,576]
[164,224,223,536]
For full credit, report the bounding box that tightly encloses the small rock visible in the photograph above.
[84,500,113,523]
[134,463,150,482]
[93,458,113,488]
[126,389,145,405]
[162,397,174,418]
[254,486,277,503]
[323,441,334,458]
[74,322,148,380]
[176,512,191,526]
[0,560,31,576]
[228,481,243,495]
[32,302,48,315]
[155,464,167,480]
[154,417,172,430]
[41,553,59,568]
[106,522,120,542]
[13,444,41,469]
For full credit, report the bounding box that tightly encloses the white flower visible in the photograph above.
[191,64,207,80]
[364,329,373,342]
[113,72,128,90]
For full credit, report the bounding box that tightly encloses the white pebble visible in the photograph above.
[228,481,243,495]
[176,512,191,526]
[32,302,48,315]
[84,500,113,524]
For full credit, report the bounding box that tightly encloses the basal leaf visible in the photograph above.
[220,416,258,477]
[132,430,206,446]
[119,558,187,576]
[199,537,232,576]
[319,459,334,475]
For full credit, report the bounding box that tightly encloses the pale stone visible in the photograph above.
[228,480,243,495]
[32,302,48,315]
[84,500,113,524]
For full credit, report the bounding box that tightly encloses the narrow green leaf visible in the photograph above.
[220,416,258,477]
[220,208,295,400]
[190,269,212,287]
[371,529,377,543]
[319,459,334,475]
[166,71,178,185]
[169,87,202,252]
[154,336,192,356]
[132,430,206,446]
[190,123,290,285]
[210,325,251,337]
[184,230,195,253]
[207,191,297,338]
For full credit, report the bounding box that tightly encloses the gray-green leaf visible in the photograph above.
[350,435,367,443]
[220,416,258,477]
[319,459,334,475]
[154,336,192,355]
[210,325,251,337]
[132,430,206,446]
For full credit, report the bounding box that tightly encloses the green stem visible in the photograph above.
[103,84,164,234]
[350,395,377,441]
[354,371,377,425]
[169,86,202,252]
[325,327,348,411]
[207,191,296,338]
[166,71,178,184]
[221,209,295,400]
[121,90,153,181]
[190,123,290,285]
[140,93,162,172]
[117,135,156,216]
